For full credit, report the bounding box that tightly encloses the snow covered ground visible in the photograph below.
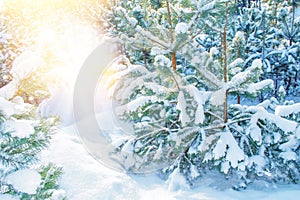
[41,124,300,200]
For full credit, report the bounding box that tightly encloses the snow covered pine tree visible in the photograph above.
[102,0,300,189]
[104,0,216,173]
[0,16,65,199]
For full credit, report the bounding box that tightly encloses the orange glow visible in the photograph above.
[1,0,106,101]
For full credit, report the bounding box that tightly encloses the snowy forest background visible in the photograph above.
[1,0,300,199]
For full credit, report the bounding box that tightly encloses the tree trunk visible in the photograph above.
[166,0,176,71]
[224,90,229,123]
[223,2,229,123]
[143,49,147,68]
[275,68,279,97]
[286,76,292,95]
[290,0,296,46]
[171,52,176,71]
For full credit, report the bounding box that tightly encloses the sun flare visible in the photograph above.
[1,0,105,100]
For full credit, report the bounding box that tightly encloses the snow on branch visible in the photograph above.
[183,85,205,124]
[177,91,191,126]
[187,0,216,31]
[246,106,298,144]
[135,26,169,49]
[246,79,274,95]
[212,130,244,173]
[196,67,223,89]
[228,59,262,90]
[228,58,244,70]
[275,103,300,117]
[168,127,202,147]
[116,7,169,49]
[115,96,153,115]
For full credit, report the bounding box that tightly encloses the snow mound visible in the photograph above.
[5,169,41,194]
[175,22,188,34]
[0,97,17,116]
[2,119,35,138]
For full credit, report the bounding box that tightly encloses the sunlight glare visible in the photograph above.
[3,0,103,88]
